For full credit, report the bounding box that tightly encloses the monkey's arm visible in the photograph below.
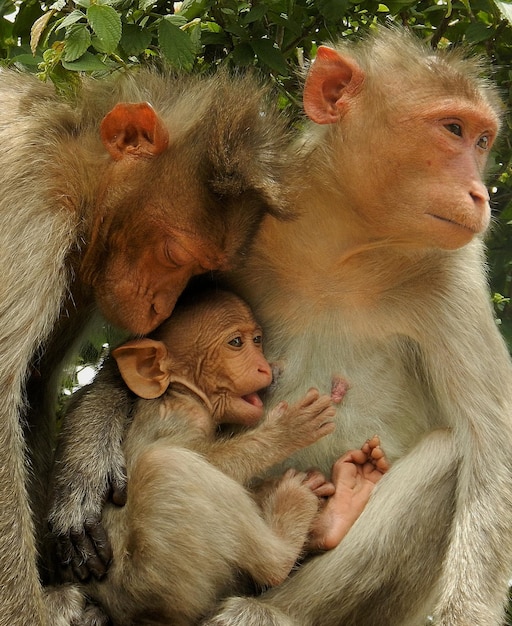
[48,358,133,582]
[202,388,335,485]
[417,268,512,624]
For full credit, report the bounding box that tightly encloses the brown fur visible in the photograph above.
[209,28,512,626]
[54,291,336,624]
[0,67,292,625]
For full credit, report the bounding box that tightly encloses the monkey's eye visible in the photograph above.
[162,238,195,269]
[253,335,263,345]
[445,123,463,137]
[477,135,490,150]
[228,336,243,348]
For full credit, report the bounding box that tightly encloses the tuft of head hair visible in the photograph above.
[79,67,296,269]
[149,288,254,363]
[326,26,503,118]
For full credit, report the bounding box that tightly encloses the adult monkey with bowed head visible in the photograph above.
[53,289,388,624]
[212,28,512,626]
[0,67,292,626]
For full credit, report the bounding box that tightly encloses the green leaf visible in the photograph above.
[241,4,267,24]
[91,35,110,54]
[316,0,349,20]
[188,21,202,54]
[251,38,288,75]
[63,23,91,61]
[120,22,152,56]
[57,10,86,31]
[62,51,108,71]
[201,29,229,46]
[111,0,134,8]
[221,19,246,37]
[13,1,44,37]
[464,21,490,43]
[11,53,42,66]
[87,3,122,54]
[178,0,210,20]
[231,42,255,66]
[163,14,187,27]
[0,0,15,20]
[158,17,195,71]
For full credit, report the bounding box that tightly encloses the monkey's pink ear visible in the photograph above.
[100,102,170,161]
[112,338,172,399]
[303,46,364,124]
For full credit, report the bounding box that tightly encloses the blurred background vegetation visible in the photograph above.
[1,1,512,622]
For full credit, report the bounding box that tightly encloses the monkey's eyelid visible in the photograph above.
[444,122,463,137]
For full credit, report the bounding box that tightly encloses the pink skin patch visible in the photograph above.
[331,376,350,404]
[242,392,264,408]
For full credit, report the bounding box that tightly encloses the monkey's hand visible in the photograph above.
[266,388,336,454]
[48,360,132,582]
[48,464,127,583]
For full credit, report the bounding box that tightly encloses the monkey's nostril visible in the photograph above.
[469,183,490,207]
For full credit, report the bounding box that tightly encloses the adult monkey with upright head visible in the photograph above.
[211,28,512,625]
[0,67,292,626]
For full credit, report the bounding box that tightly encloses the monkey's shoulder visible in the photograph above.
[124,391,212,455]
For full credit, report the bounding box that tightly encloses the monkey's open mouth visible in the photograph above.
[241,392,263,408]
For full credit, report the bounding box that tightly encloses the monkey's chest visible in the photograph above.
[264,329,434,473]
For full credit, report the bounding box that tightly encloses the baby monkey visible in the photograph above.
[53,290,388,625]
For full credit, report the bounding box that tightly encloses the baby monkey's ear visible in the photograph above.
[112,338,173,399]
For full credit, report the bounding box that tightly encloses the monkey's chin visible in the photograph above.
[426,214,480,249]
[228,394,264,427]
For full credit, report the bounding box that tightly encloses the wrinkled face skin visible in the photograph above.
[303,45,501,252]
[335,95,499,251]
[113,293,274,425]
[174,294,274,427]
[85,99,267,337]
[95,223,229,335]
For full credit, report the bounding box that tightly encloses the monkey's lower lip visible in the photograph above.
[242,392,263,408]
[427,214,475,233]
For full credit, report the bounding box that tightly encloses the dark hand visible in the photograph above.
[52,470,127,582]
